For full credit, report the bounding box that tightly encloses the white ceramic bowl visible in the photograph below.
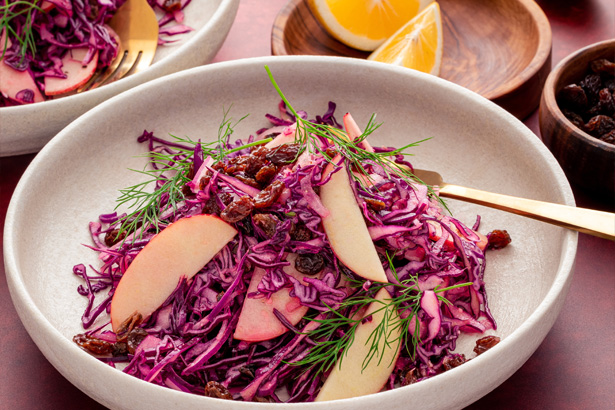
[0,0,239,157]
[5,56,577,409]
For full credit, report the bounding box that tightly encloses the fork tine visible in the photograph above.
[110,48,142,80]
[78,47,127,92]
[79,0,159,92]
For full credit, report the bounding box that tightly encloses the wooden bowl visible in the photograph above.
[271,0,552,120]
[539,39,615,203]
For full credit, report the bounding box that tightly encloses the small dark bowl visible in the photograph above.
[539,39,615,203]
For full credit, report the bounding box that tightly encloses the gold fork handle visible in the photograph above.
[440,184,615,240]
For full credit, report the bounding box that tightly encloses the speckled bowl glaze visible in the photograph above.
[5,56,577,410]
[0,0,239,157]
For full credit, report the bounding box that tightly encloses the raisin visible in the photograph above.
[202,195,221,215]
[245,155,268,177]
[364,197,386,212]
[104,229,126,247]
[557,84,588,111]
[562,109,585,129]
[204,381,233,400]
[219,192,233,205]
[221,196,255,223]
[238,366,255,378]
[585,115,615,137]
[290,222,312,241]
[254,164,278,184]
[597,88,615,115]
[294,253,324,275]
[162,0,181,12]
[590,58,615,75]
[223,156,249,174]
[600,130,615,144]
[112,342,128,356]
[73,333,114,355]
[250,145,270,158]
[253,180,285,209]
[252,213,280,238]
[234,173,262,189]
[442,354,466,371]
[401,367,419,386]
[181,183,194,198]
[115,312,143,338]
[581,74,602,101]
[266,143,301,165]
[487,230,512,250]
[199,171,212,190]
[186,162,195,180]
[473,335,500,356]
[126,328,148,354]
[324,147,337,159]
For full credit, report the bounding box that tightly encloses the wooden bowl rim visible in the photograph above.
[271,0,553,103]
[541,38,615,153]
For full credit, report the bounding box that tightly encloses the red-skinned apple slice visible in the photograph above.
[234,253,316,341]
[0,34,44,104]
[319,157,387,282]
[265,123,299,148]
[315,287,401,401]
[0,62,45,104]
[44,48,98,96]
[110,214,237,332]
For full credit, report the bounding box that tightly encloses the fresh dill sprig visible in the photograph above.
[1,0,43,60]
[263,65,446,208]
[112,110,269,241]
[291,252,472,375]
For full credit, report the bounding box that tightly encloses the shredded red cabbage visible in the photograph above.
[72,101,506,402]
[1,0,192,106]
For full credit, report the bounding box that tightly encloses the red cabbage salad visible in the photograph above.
[72,73,511,402]
[0,0,192,106]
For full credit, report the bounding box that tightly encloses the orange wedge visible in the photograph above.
[307,0,434,51]
[368,2,443,75]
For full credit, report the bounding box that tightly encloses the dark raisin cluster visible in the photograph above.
[557,58,615,144]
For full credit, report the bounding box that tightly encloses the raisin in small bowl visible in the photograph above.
[539,39,615,202]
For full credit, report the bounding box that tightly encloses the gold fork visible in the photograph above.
[412,169,615,240]
[79,0,159,92]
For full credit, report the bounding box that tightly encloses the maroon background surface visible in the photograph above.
[1,1,614,409]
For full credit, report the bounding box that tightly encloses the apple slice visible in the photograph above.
[0,33,44,104]
[40,0,55,11]
[265,123,300,148]
[319,157,387,282]
[315,287,401,401]
[110,214,237,332]
[44,48,98,96]
[234,253,315,342]
[0,62,45,104]
[343,113,375,152]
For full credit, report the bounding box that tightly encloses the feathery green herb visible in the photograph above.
[112,110,269,241]
[1,0,43,60]
[264,65,446,209]
[291,252,472,375]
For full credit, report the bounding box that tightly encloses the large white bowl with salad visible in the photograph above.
[4,56,577,409]
[0,0,239,157]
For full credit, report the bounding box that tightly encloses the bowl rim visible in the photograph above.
[4,55,578,409]
[541,38,615,153]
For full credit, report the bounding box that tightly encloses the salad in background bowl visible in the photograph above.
[4,56,577,409]
[0,0,239,156]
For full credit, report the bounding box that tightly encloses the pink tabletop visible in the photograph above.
[1,1,614,408]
